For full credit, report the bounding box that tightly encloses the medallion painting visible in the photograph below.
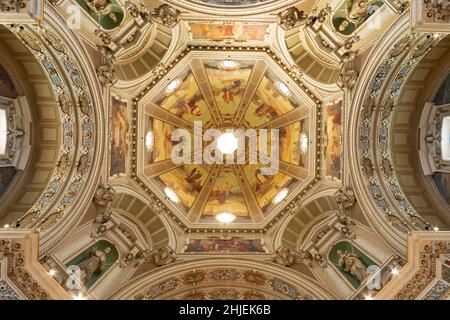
[204,60,253,118]
[154,164,210,210]
[76,0,124,30]
[66,240,118,289]
[189,22,270,41]
[203,167,249,220]
[154,67,213,128]
[332,0,384,35]
[329,241,377,289]
[184,238,266,253]
[110,96,128,177]
[0,167,17,199]
[0,64,17,99]
[325,101,342,180]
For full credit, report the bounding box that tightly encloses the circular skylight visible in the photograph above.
[218,60,239,71]
[299,133,308,153]
[215,212,236,223]
[274,81,290,97]
[217,132,238,155]
[145,130,154,151]
[164,187,180,203]
[273,188,288,204]
[0,109,7,155]
[164,79,182,95]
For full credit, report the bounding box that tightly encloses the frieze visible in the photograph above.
[134,268,313,300]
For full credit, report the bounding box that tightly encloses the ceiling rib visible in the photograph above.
[186,165,221,223]
[145,102,194,130]
[234,165,264,223]
[256,105,309,129]
[233,60,267,127]
[279,161,309,181]
[190,59,223,127]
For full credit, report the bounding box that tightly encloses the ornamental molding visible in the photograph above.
[375,231,450,300]
[162,0,301,17]
[109,258,336,300]
[0,229,70,300]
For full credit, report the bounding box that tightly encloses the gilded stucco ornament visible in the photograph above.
[97,46,117,86]
[273,247,297,267]
[93,184,117,223]
[151,4,180,28]
[337,69,359,89]
[0,0,26,12]
[278,7,306,30]
[152,246,177,267]
[335,187,357,210]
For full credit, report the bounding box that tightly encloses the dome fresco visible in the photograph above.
[0,0,449,304]
[137,53,314,227]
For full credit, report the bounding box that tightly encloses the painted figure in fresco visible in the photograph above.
[253,168,274,194]
[170,94,203,117]
[221,79,242,104]
[338,0,379,32]
[210,181,233,204]
[185,167,203,193]
[254,96,278,120]
[111,100,127,176]
[76,246,111,285]
[337,250,368,282]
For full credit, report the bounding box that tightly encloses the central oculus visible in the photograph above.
[217,132,238,155]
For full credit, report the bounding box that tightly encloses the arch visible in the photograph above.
[110,185,175,250]
[279,192,339,250]
[109,258,337,300]
[348,12,445,255]
[6,3,106,256]
[0,27,60,223]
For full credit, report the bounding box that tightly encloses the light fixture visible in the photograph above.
[164,187,179,203]
[273,188,289,204]
[164,79,182,95]
[218,60,239,71]
[49,269,57,276]
[215,212,236,224]
[3,224,9,228]
[145,130,154,150]
[217,132,238,155]
[274,81,290,97]
[73,293,85,300]
[364,295,373,301]
[433,226,440,231]
[299,133,308,153]
[391,268,399,276]
[0,109,7,155]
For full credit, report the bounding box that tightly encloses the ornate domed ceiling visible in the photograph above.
[135,50,317,229]
[1,0,450,303]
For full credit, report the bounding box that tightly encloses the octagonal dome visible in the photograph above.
[135,50,318,230]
